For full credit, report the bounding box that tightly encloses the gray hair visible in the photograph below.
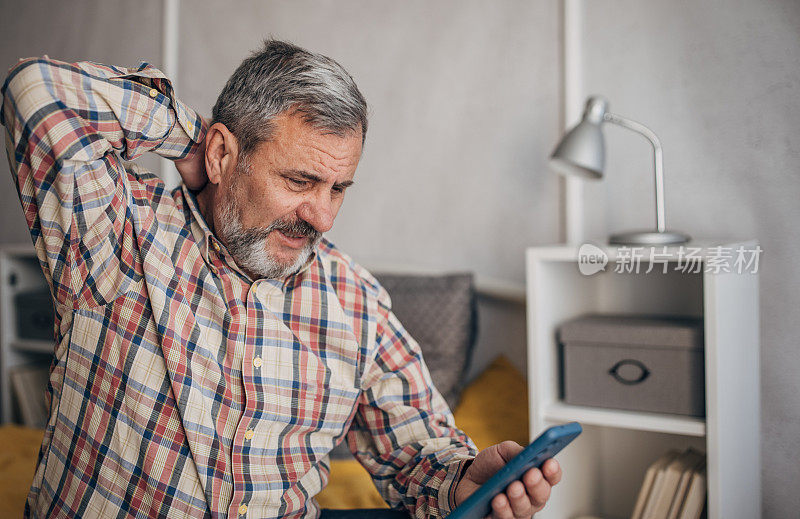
[212,39,368,159]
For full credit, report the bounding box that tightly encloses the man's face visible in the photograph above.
[213,112,362,279]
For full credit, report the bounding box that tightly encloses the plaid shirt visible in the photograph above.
[2,57,477,519]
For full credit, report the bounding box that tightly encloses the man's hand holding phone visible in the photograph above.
[451,423,581,519]
[454,441,562,519]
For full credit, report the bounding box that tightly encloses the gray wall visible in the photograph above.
[578,1,800,516]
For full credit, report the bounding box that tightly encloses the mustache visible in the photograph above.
[237,218,320,246]
[270,218,320,239]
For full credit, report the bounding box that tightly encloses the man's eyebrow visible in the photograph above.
[281,169,354,188]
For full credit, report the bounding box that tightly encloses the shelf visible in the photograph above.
[10,339,54,355]
[543,402,707,437]
[527,242,760,518]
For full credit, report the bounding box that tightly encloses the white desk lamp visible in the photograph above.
[550,96,690,245]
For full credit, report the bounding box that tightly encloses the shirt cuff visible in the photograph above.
[437,457,476,516]
[114,62,206,159]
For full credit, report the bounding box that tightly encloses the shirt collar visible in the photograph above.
[181,183,318,285]
[182,183,219,264]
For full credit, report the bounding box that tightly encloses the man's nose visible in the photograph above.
[297,190,336,234]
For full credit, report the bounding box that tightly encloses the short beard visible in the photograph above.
[216,168,321,280]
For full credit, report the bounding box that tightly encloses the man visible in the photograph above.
[2,40,561,518]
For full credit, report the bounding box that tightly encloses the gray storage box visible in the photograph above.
[558,314,705,417]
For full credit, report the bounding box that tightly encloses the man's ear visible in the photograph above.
[204,122,239,185]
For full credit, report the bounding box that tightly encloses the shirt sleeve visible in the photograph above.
[1,56,206,309]
[346,285,479,518]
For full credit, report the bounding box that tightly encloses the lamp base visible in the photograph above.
[608,229,691,246]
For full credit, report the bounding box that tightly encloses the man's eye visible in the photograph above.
[289,178,309,188]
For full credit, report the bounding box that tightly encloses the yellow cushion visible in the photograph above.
[452,356,529,450]
[316,355,528,508]
[0,425,44,516]
[317,458,387,508]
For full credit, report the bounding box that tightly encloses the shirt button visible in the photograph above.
[186,121,194,132]
[148,88,158,98]
[252,357,263,368]
[209,264,218,275]
[238,503,248,515]
[244,428,254,440]
[211,240,221,253]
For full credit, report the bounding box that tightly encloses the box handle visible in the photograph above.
[608,359,650,385]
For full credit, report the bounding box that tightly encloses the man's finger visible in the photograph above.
[522,467,542,489]
[541,458,562,486]
[526,474,552,509]
[505,480,534,518]
[490,493,514,519]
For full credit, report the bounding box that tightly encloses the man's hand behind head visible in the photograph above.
[175,118,209,190]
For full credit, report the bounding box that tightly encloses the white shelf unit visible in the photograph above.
[526,241,760,519]
[0,245,54,423]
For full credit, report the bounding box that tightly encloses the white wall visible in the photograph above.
[577,1,800,516]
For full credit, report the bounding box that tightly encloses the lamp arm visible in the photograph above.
[604,112,667,233]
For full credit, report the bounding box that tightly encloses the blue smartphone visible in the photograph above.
[447,422,582,519]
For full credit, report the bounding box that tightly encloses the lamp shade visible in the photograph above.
[549,96,609,179]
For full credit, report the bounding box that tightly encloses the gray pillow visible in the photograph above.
[373,272,477,411]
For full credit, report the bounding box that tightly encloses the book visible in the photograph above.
[677,463,707,519]
[631,450,680,519]
[645,448,705,519]
[667,456,706,519]
[10,363,50,427]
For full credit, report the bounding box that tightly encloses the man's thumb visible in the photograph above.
[494,440,524,464]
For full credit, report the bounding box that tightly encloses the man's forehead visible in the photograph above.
[252,112,362,176]
[271,112,361,152]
